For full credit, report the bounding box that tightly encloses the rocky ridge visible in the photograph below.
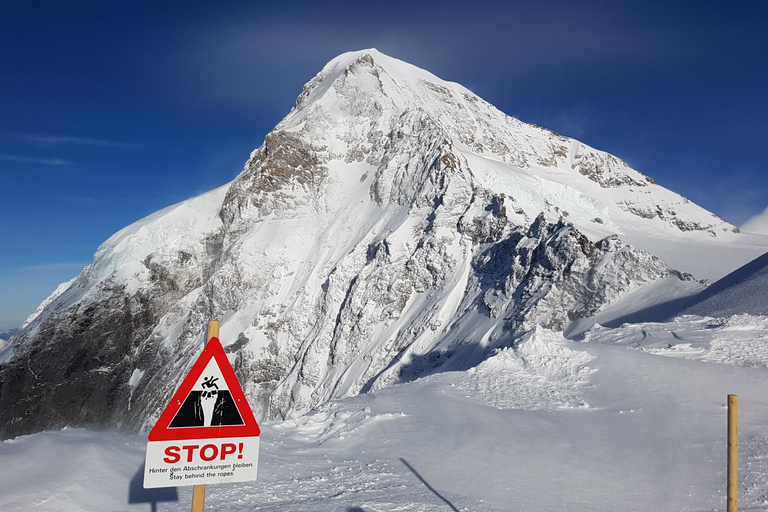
[0,50,728,439]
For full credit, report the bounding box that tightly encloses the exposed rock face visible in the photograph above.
[0,50,724,439]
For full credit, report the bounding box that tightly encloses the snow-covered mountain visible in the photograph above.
[1,49,765,440]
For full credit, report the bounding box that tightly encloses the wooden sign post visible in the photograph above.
[727,394,738,512]
[191,319,220,512]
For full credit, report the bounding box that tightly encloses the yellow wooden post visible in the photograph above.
[191,484,206,512]
[205,319,220,343]
[191,320,220,512]
[727,394,738,512]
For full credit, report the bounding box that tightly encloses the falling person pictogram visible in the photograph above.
[168,365,245,428]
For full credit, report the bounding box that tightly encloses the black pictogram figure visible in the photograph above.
[201,376,219,398]
[168,374,244,428]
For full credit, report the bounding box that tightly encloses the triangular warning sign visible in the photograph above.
[148,337,260,441]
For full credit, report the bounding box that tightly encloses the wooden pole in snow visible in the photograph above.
[191,485,206,512]
[191,320,220,512]
[727,394,738,512]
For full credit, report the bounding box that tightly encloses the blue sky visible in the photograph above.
[1,0,767,328]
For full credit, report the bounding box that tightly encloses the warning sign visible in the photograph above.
[144,337,260,488]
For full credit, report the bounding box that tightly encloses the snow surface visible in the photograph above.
[4,313,768,512]
[680,251,768,318]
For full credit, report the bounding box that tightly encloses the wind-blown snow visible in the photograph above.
[741,205,768,235]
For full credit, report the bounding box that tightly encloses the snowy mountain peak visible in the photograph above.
[0,49,761,440]
[292,49,448,111]
[268,50,735,245]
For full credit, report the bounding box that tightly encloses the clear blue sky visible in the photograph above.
[1,0,767,328]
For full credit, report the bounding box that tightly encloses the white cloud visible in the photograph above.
[20,262,90,273]
[0,154,73,165]
[17,134,146,148]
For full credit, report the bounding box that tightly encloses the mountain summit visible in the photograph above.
[0,50,749,438]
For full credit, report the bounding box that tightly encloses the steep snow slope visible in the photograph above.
[575,249,768,331]
[679,251,768,317]
[1,49,766,440]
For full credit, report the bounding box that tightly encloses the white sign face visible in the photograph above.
[144,436,259,488]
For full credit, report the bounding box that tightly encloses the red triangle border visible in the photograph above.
[148,337,261,441]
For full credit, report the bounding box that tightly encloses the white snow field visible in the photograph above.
[3,314,768,512]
